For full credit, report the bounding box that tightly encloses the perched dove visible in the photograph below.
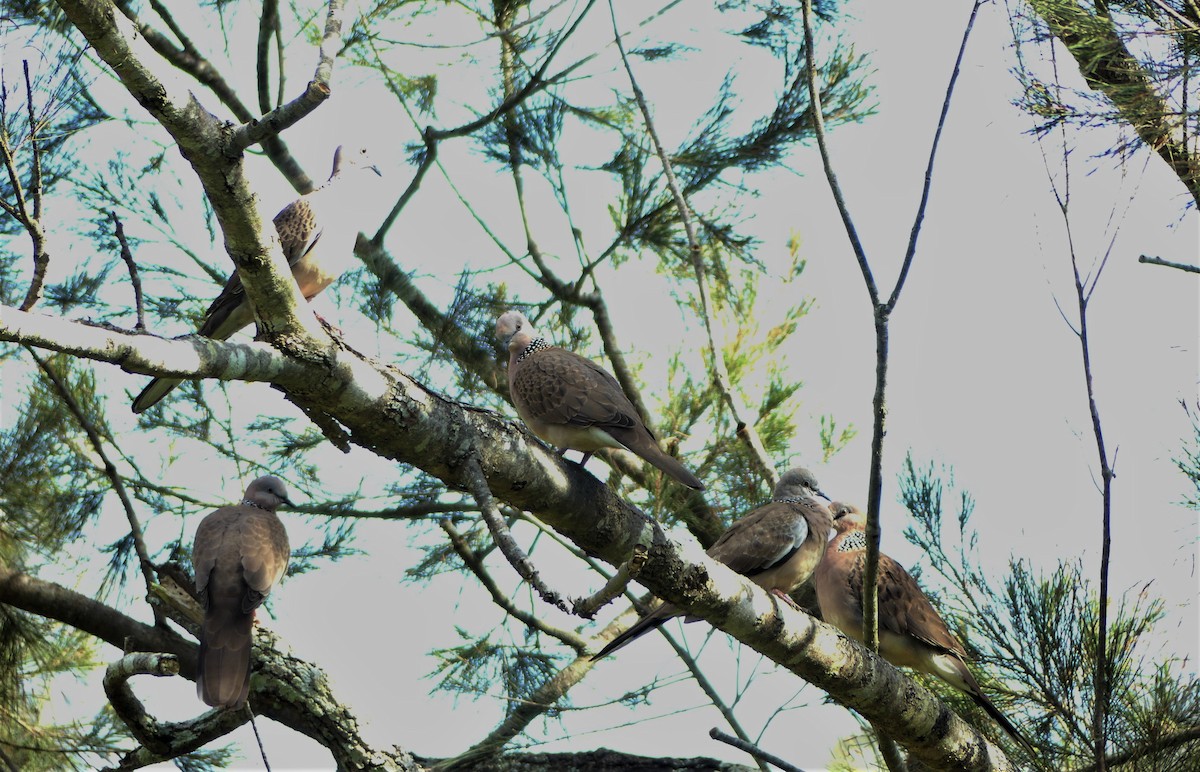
[132,146,382,413]
[592,467,832,659]
[495,310,703,490]
[192,475,292,709]
[814,502,1035,755]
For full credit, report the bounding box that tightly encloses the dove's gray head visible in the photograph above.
[243,475,293,511]
[495,310,537,354]
[774,467,827,502]
[330,145,383,179]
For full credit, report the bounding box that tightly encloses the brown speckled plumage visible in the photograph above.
[496,310,703,490]
[592,467,831,659]
[132,146,381,413]
[192,476,292,709]
[814,502,1036,755]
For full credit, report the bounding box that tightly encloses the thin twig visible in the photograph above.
[1138,253,1200,273]
[663,636,766,772]
[709,727,805,772]
[427,1,598,142]
[571,542,647,618]
[888,0,983,313]
[245,705,273,772]
[110,212,146,330]
[2,62,51,313]
[608,0,776,485]
[460,456,570,614]
[441,519,588,649]
[25,347,165,625]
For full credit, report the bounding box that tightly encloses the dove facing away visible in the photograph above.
[592,467,832,659]
[495,310,703,490]
[132,146,382,413]
[192,475,292,709]
[814,502,1036,756]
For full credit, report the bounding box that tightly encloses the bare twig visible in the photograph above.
[663,634,766,772]
[709,727,805,772]
[572,542,647,618]
[608,0,776,485]
[1138,254,1200,273]
[110,212,146,330]
[440,519,587,649]
[800,0,982,663]
[25,347,165,625]
[1,62,51,312]
[460,456,571,614]
[229,0,348,152]
[245,705,273,772]
[427,1,597,143]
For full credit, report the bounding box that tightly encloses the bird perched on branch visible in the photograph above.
[495,309,703,490]
[813,502,1036,756]
[592,467,832,659]
[132,146,382,413]
[192,475,292,709]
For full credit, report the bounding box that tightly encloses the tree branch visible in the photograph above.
[1138,253,1200,273]
[440,519,587,649]
[1027,0,1200,205]
[609,0,776,486]
[709,727,804,772]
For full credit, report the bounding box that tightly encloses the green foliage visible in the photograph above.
[898,455,1200,769]
[430,628,561,718]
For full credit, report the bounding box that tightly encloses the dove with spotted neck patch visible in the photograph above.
[192,475,292,709]
[814,502,1037,757]
[495,310,703,490]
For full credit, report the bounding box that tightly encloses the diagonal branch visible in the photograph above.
[608,0,776,486]
[1027,0,1200,205]
[24,347,165,625]
[440,519,587,649]
[461,455,571,615]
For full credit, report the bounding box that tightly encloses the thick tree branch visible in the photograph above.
[58,0,333,346]
[1027,0,1200,205]
[0,307,305,384]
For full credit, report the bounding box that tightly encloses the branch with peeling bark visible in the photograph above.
[0,562,417,770]
[6,289,1019,769]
